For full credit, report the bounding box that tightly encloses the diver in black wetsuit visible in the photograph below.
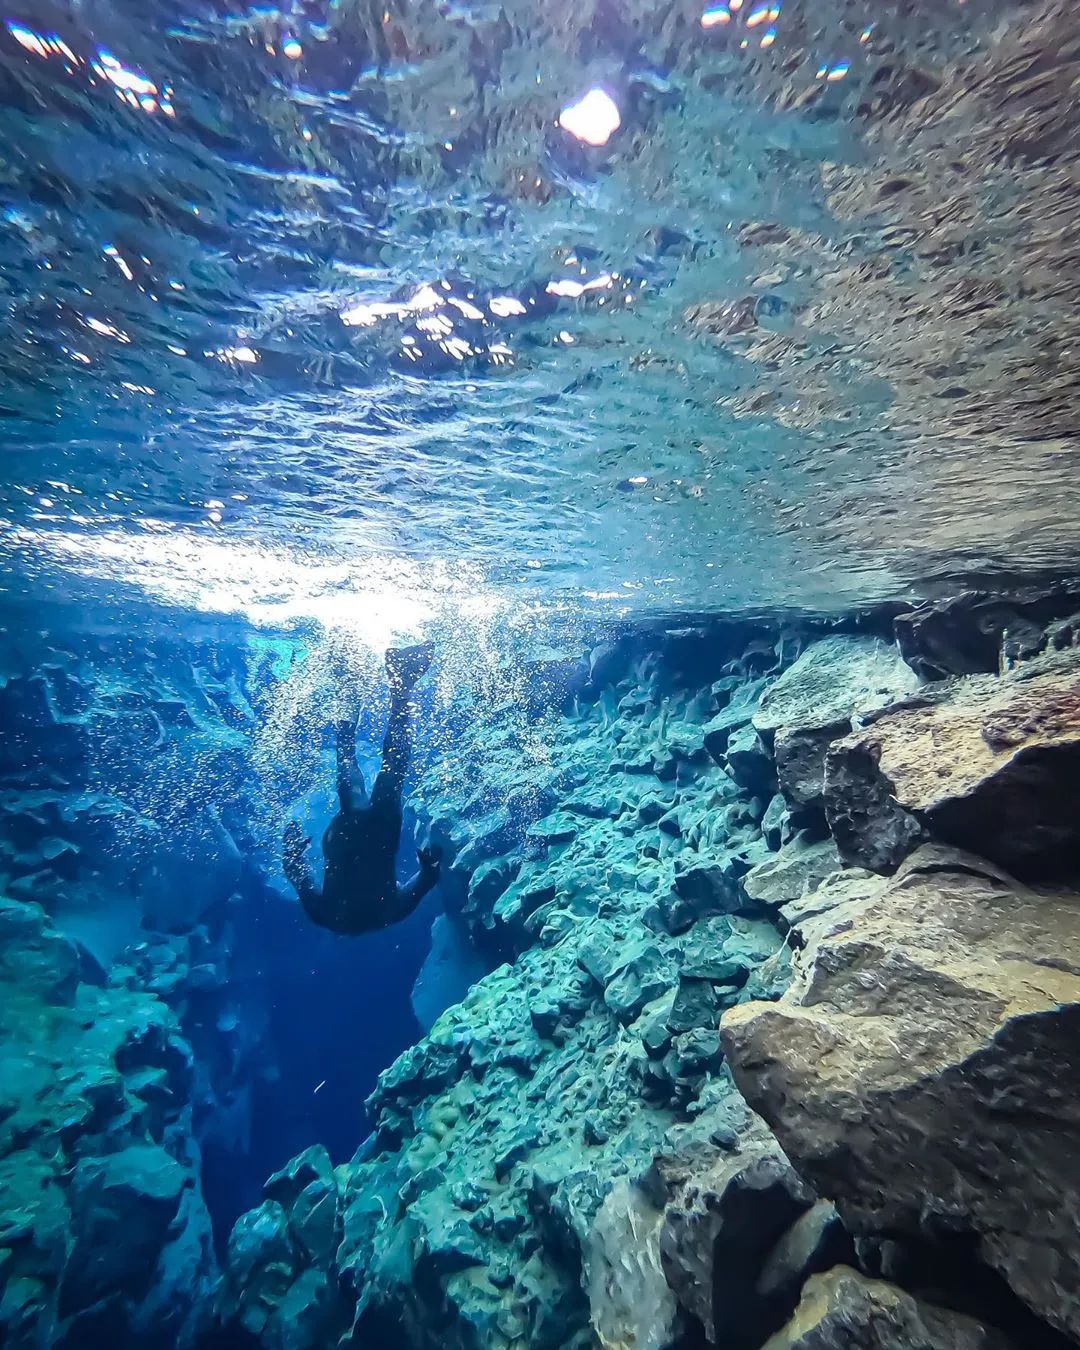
[283,642,441,934]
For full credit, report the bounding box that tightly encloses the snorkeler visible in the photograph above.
[282,642,442,934]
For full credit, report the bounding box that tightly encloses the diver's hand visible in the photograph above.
[417,844,442,875]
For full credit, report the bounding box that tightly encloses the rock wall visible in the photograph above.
[0,897,217,1347]
[218,590,1080,1350]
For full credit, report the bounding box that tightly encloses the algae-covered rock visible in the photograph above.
[0,900,217,1348]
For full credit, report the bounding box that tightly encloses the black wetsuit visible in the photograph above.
[283,672,440,934]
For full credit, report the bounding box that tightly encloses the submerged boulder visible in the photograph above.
[825,647,1080,877]
[657,1131,816,1348]
[722,849,1080,1340]
[741,835,842,915]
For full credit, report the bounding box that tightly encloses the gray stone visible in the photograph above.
[659,1138,815,1346]
[264,1145,334,1208]
[725,722,778,797]
[778,868,881,945]
[666,858,742,932]
[742,835,842,913]
[603,944,675,1024]
[530,1000,561,1038]
[666,976,718,1034]
[825,648,1080,878]
[493,1125,541,1180]
[753,637,920,740]
[756,1200,853,1303]
[723,859,1080,1340]
[753,638,920,815]
[703,677,773,761]
[63,1145,189,1308]
[762,793,789,850]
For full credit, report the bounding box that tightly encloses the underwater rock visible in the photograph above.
[761,793,790,850]
[761,1266,1017,1350]
[756,1200,854,1308]
[825,647,1080,877]
[723,723,778,798]
[0,634,277,1255]
[702,676,774,762]
[777,867,882,947]
[741,834,842,914]
[722,847,1080,1340]
[602,941,675,1024]
[62,1145,189,1308]
[587,1180,679,1350]
[753,637,920,816]
[664,858,743,931]
[0,900,217,1348]
[893,588,1080,680]
[657,1130,816,1348]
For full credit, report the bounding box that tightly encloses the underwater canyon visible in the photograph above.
[3,0,1080,1347]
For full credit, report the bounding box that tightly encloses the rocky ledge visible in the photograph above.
[218,591,1080,1350]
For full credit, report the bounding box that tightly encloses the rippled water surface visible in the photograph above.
[3,0,1080,638]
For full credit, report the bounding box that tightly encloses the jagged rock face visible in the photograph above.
[761,1267,1016,1350]
[220,606,1080,1350]
[0,633,270,1153]
[0,899,217,1348]
[894,589,1080,681]
[825,648,1080,878]
[219,632,801,1350]
[721,849,1080,1340]
[657,1128,816,1348]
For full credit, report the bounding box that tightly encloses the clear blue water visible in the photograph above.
[1,0,1079,1331]
[4,0,1078,644]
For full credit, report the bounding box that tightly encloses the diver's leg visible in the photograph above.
[335,715,365,813]
[371,643,434,809]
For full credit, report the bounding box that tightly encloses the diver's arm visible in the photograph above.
[390,847,442,924]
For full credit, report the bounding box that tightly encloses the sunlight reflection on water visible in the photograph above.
[9,525,510,654]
